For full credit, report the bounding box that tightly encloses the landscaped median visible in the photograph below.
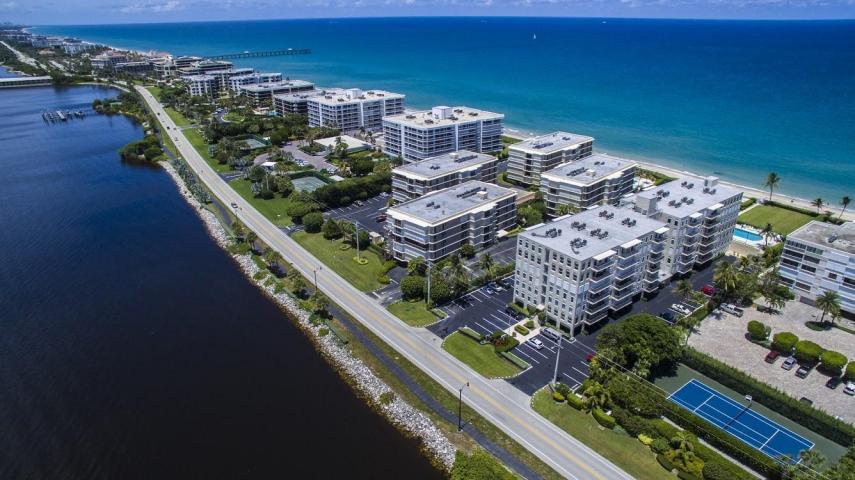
[387,300,443,327]
[441,331,525,378]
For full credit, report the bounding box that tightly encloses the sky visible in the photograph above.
[2,0,855,25]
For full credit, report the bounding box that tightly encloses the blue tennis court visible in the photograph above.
[669,379,813,463]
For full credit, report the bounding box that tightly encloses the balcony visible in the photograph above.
[585,300,610,316]
[589,276,612,294]
[611,285,635,302]
[590,259,614,273]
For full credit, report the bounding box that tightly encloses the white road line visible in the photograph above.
[572,367,589,378]
[479,315,506,331]
[524,344,550,360]
[514,349,541,365]
[490,313,512,328]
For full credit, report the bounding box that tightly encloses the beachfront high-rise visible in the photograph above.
[273,90,322,116]
[513,206,668,329]
[778,221,855,315]
[307,88,405,132]
[237,80,315,106]
[382,106,504,163]
[229,72,283,92]
[386,181,516,263]
[622,174,742,278]
[540,153,637,215]
[391,150,500,203]
[506,131,595,187]
[184,74,220,98]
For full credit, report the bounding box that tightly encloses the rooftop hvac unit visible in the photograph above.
[426,201,434,207]
[606,212,614,220]
[600,231,609,239]
[430,164,440,170]
[533,142,554,150]
[687,198,695,204]
[628,220,637,227]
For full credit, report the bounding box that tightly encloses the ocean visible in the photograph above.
[38,17,855,201]
[0,81,441,479]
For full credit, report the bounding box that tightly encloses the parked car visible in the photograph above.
[671,304,692,316]
[659,311,676,323]
[354,200,365,207]
[488,282,504,292]
[701,284,715,296]
[376,214,387,222]
[379,192,389,198]
[529,338,544,350]
[504,307,521,319]
[484,287,496,295]
[499,278,513,289]
[795,365,812,378]
[586,353,595,363]
[781,356,797,370]
[826,377,842,390]
[721,303,745,317]
[540,327,560,342]
[764,350,780,364]
[230,202,238,209]
[844,382,855,396]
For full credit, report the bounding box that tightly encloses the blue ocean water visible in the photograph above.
[38,17,855,200]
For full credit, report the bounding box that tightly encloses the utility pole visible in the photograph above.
[426,259,432,307]
[354,221,361,262]
[313,266,322,294]
[458,382,469,431]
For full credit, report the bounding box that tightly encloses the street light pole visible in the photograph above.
[313,266,322,293]
[354,221,361,262]
[553,322,562,387]
[426,260,432,306]
[458,382,469,432]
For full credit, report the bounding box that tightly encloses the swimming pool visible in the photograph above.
[734,227,763,242]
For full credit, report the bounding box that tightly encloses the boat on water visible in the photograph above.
[56,110,66,121]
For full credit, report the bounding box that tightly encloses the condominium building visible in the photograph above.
[382,106,504,163]
[391,150,500,203]
[623,174,742,278]
[178,59,234,76]
[273,89,322,116]
[540,153,637,215]
[506,131,595,187]
[228,72,283,92]
[153,55,203,78]
[90,50,128,70]
[778,221,855,315]
[307,88,405,131]
[513,206,668,328]
[205,67,254,90]
[237,79,315,106]
[184,74,219,98]
[386,181,516,263]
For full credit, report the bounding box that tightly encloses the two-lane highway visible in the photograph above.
[138,86,631,480]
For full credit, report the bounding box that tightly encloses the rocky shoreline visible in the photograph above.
[160,161,457,471]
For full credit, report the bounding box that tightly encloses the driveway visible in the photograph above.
[324,195,389,236]
[281,142,336,171]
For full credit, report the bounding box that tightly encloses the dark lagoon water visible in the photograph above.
[0,83,442,479]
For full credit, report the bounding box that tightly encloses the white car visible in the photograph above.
[721,303,745,317]
[529,338,544,350]
[671,303,692,316]
[845,382,855,396]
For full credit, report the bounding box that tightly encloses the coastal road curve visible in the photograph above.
[137,86,631,480]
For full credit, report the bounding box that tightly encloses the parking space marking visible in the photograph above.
[490,313,512,328]
[572,366,589,378]
[522,344,550,360]
[479,315,506,332]
[514,349,541,365]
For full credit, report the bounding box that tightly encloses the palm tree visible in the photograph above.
[556,203,579,216]
[478,253,495,280]
[816,290,841,324]
[713,261,739,297]
[840,196,851,219]
[407,256,426,276]
[760,223,774,247]
[673,279,694,304]
[764,172,780,202]
[811,198,825,213]
[671,431,696,466]
[582,381,611,412]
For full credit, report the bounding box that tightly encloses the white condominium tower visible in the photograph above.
[386,181,516,263]
[540,153,637,215]
[506,131,594,187]
[382,106,504,163]
[307,88,405,132]
[514,206,668,328]
[778,221,855,315]
[391,150,500,203]
[623,174,741,278]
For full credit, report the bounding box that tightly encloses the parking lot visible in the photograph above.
[464,237,517,275]
[324,194,389,236]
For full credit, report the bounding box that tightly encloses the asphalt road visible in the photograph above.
[139,86,632,480]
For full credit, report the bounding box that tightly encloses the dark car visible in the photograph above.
[701,284,715,296]
[826,377,842,390]
[764,350,780,364]
[796,365,812,379]
[659,311,676,323]
[376,214,387,222]
[499,278,513,289]
[781,356,797,370]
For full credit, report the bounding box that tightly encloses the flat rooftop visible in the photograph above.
[239,79,314,93]
[207,67,254,75]
[509,131,594,155]
[789,221,855,255]
[542,153,636,186]
[521,206,667,261]
[183,74,215,81]
[273,89,324,102]
[231,72,281,81]
[393,150,497,180]
[0,75,52,83]
[310,88,404,106]
[631,173,741,218]
[389,180,514,226]
[384,106,503,128]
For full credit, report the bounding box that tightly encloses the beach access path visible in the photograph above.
[0,41,43,69]
[138,85,633,480]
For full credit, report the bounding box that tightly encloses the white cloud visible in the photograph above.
[119,0,183,13]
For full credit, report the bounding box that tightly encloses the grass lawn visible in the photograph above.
[442,332,521,378]
[387,300,440,327]
[230,179,293,227]
[531,389,665,480]
[165,106,191,127]
[184,128,231,173]
[291,231,385,292]
[224,110,245,122]
[738,204,813,235]
[145,85,162,100]
[502,135,522,145]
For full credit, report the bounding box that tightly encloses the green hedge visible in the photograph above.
[500,351,529,370]
[677,470,702,480]
[592,408,615,429]
[459,327,484,341]
[552,391,566,402]
[740,198,757,210]
[847,361,855,381]
[657,454,675,472]
[747,320,770,341]
[514,324,529,335]
[819,350,847,375]
[683,347,854,447]
[772,331,798,354]
[566,393,585,410]
[794,339,823,363]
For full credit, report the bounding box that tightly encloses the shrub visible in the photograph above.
[285,201,318,224]
[460,243,476,259]
[847,361,855,381]
[500,351,529,369]
[492,334,519,353]
[459,327,484,342]
[302,211,324,233]
[514,324,529,335]
[566,393,584,410]
[638,433,654,445]
[772,331,799,353]
[683,347,855,448]
[657,454,675,472]
[552,391,566,403]
[747,320,769,341]
[612,407,656,437]
[677,470,702,480]
[379,391,395,406]
[820,350,848,375]
[651,438,670,454]
[377,274,391,285]
[666,450,705,477]
[794,339,823,364]
[451,449,516,480]
[554,382,572,397]
[400,275,425,300]
[592,408,615,429]
[701,461,730,480]
[524,319,535,329]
